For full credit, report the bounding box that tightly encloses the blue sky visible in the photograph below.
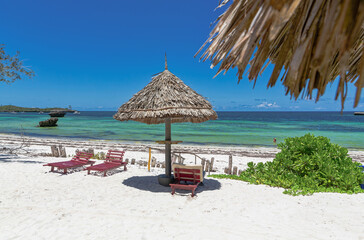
[0,0,362,111]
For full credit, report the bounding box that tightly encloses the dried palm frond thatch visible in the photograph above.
[197,0,364,109]
[113,60,217,124]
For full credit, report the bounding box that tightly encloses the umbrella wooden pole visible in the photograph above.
[165,118,172,178]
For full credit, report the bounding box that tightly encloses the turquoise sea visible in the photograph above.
[0,111,363,149]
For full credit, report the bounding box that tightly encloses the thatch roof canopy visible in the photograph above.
[113,63,217,124]
[198,0,364,109]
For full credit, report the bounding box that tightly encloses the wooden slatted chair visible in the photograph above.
[44,151,94,174]
[85,150,126,177]
[170,164,204,197]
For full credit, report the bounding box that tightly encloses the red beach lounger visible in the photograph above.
[85,150,126,177]
[44,151,94,174]
[170,164,204,197]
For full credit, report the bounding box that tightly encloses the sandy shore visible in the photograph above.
[0,134,363,240]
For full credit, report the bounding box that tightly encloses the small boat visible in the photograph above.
[39,111,44,114]
[73,111,80,114]
[354,112,364,115]
[49,111,66,117]
[10,111,17,114]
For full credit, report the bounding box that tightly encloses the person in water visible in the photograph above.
[273,138,277,144]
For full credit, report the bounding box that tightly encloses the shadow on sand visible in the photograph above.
[0,154,44,164]
[122,175,222,195]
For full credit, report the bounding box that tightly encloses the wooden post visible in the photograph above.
[88,148,94,155]
[224,167,229,174]
[152,157,156,167]
[51,145,59,157]
[131,158,135,165]
[171,155,176,164]
[207,161,211,176]
[201,158,205,169]
[233,166,238,175]
[210,157,214,171]
[148,148,151,172]
[58,145,66,158]
[205,160,210,172]
[165,118,172,177]
[125,158,129,164]
[238,169,242,176]
[178,153,181,164]
[195,155,197,165]
[228,155,233,174]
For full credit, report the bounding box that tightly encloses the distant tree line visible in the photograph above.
[0,105,74,112]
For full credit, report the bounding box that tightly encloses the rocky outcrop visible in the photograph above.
[49,111,66,117]
[38,118,58,127]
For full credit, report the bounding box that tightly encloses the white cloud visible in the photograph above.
[256,102,280,109]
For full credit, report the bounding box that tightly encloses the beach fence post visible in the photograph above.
[228,155,233,174]
[233,166,238,175]
[210,157,214,171]
[58,145,66,158]
[205,160,210,172]
[151,157,156,168]
[148,148,151,172]
[201,158,206,169]
[195,155,197,165]
[51,145,59,157]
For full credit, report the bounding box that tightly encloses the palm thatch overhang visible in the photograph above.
[197,0,364,110]
[113,69,217,124]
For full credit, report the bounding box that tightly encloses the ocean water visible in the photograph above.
[0,111,363,149]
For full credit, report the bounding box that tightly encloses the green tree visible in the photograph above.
[0,44,34,83]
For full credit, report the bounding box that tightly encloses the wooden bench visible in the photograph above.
[85,150,126,177]
[170,164,203,197]
[44,152,94,174]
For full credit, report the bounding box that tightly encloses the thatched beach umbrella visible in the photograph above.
[198,0,364,110]
[114,56,217,185]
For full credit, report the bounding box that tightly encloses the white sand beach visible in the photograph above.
[0,134,363,240]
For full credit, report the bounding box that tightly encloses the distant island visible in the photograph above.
[0,105,76,113]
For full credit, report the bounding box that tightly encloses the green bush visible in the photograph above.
[91,152,106,160]
[213,134,364,195]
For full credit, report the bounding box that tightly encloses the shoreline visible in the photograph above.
[1,133,363,163]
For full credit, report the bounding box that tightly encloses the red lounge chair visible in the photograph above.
[44,152,94,174]
[85,150,126,177]
[170,164,204,197]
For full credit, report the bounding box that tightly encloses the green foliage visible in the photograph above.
[0,44,34,83]
[92,152,106,160]
[0,105,73,112]
[213,134,364,196]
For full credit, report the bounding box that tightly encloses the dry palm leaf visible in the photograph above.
[197,0,364,109]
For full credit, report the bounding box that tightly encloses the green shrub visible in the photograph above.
[91,152,106,160]
[213,134,364,195]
